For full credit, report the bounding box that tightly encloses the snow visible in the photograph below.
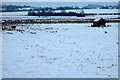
[18,8,32,10]
[0,27,2,79]
[1,9,118,78]
[0,11,28,16]
[2,23,118,78]
[94,18,102,21]
[84,9,118,13]
[55,9,118,14]
[0,9,119,20]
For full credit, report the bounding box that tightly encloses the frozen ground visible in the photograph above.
[2,23,118,78]
[0,9,118,20]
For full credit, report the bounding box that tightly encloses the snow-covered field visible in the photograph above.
[2,23,118,78]
[1,9,118,16]
[1,9,118,78]
[0,9,118,20]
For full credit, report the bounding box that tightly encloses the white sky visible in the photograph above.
[1,0,120,2]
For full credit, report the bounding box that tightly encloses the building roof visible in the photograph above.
[94,18,105,22]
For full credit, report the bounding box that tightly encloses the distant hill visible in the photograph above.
[0,4,119,12]
[1,5,31,12]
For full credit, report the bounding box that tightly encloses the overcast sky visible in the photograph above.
[1,0,120,2]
